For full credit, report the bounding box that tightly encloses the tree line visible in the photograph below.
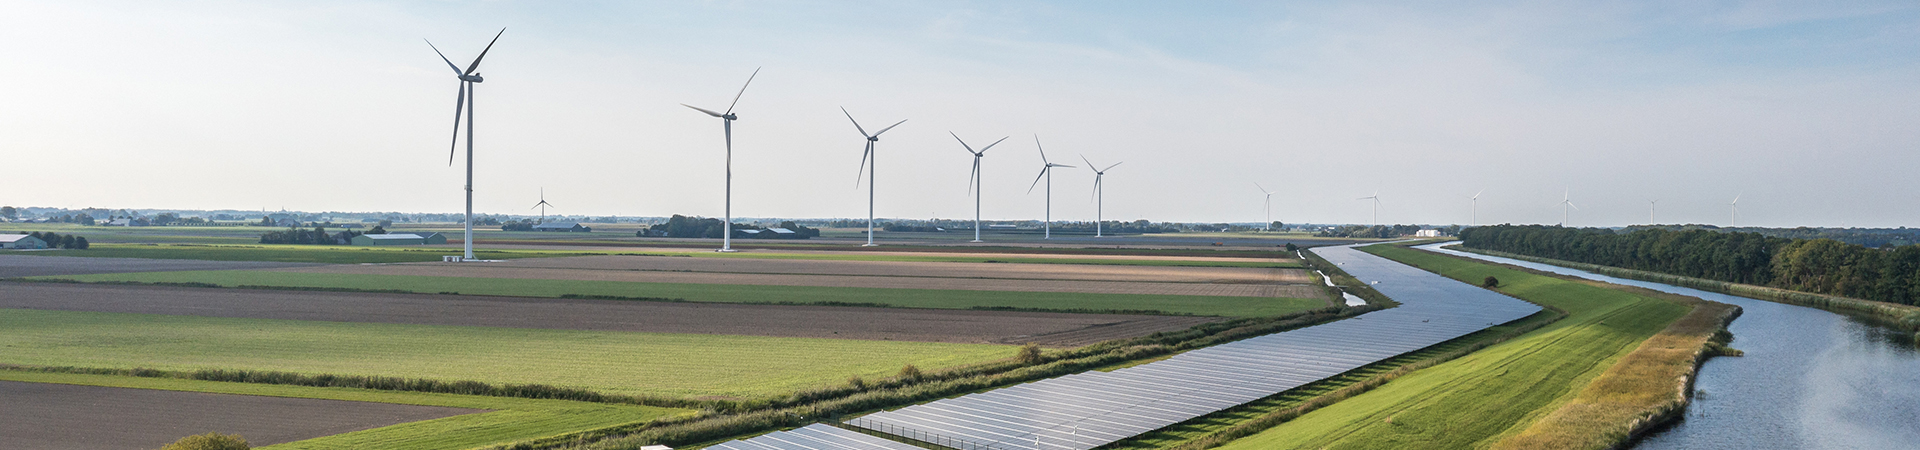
[259,227,363,245]
[640,215,819,239]
[1460,224,1920,306]
[16,231,90,249]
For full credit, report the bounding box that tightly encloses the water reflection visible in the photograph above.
[1414,243,1920,450]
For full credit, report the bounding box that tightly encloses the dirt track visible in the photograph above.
[0,282,1219,345]
[0,254,319,277]
[0,380,479,449]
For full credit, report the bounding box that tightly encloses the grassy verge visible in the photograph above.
[1453,245,1920,332]
[0,308,1014,401]
[27,271,1321,317]
[11,242,1302,268]
[0,370,688,450]
[1209,244,1697,449]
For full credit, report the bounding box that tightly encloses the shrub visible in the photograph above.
[159,432,249,450]
[896,364,923,381]
[1016,343,1044,365]
[1483,276,1500,288]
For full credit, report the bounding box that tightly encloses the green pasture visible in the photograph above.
[10,242,1299,268]
[0,309,1015,401]
[1214,244,1689,449]
[0,370,688,450]
[35,271,1322,317]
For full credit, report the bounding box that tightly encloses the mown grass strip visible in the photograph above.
[28,271,1320,317]
[0,371,688,450]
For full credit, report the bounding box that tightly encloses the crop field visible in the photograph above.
[0,371,687,450]
[37,271,1323,317]
[10,242,1305,268]
[0,308,1018,400]
[478,254,1314,283]
[8,243,591,264]
[1215,244,1692,449]
[0,379,481,449]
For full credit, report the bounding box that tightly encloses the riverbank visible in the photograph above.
[1451,245,1920,333]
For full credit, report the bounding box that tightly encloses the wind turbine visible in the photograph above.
[1470,189,1484,225]
[1730,194,1741,227]
[682,67,761,252]
[1558,189,1579,226]
[1255,183,1277,231]
[1357,191,1380,226]
[1082,156,1123,237]
[1649,199,1658,224]
[531,188,554,224]
[1027,135,1075,239]
[425,28,505,262]
[953,132,1008,243]
[843,107,907,247]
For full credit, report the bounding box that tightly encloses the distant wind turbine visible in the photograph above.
[1357,191,1380,226]
[953,132,1009,243]
[682,67,761,252]
[1083,156,1123,237]
[1256,183,1277,231]
[1026,135,1075,239]
[531,188,554,224]
[1730,194,1741,227]
[425,28,505,262]
[1559,189,1579,226]
[1470,189,1484,226]
[1649,199,1658,224]
[842,107,907,247]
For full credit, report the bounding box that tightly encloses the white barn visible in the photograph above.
[0,234,49,249]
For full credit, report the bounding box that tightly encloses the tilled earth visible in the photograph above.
[0,254,320,277]
[0,380,480,450]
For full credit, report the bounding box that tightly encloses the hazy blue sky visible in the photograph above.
[3,1,1916,227]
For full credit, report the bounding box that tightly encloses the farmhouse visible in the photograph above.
[0,234,48,249]
[532,222,592,232]
[350,232,447,246]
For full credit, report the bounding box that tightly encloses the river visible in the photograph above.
[1416,243,1920,449]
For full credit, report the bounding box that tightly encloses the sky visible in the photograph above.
[3,1,1917,227]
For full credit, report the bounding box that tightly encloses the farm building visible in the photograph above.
[350,232,446,246]
[0,234,48,249]
[532,222,592,232]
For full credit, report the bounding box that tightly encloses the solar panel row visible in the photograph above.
[834,244,1540,450]
[706,424,930,450]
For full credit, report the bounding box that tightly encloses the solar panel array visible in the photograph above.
[835,244,1541,450]
[706,424,929,450]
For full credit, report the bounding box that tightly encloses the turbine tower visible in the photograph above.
[1357,191,1380,226]
[952,132,1008,243]
[425,28,504,262]
[531,188,554,224]
[1026,135,1075,239]
[1730,194,1741,227]
[1559,189,1580,226]
[1649,199,1658,224]
[1082,156,1123,237]
[1470,189,1484,226]
[842,107,907,247]
[1255,183,1276,231]
[682,67,761,253]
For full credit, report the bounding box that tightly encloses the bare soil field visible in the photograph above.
[425,254,1312,284]
[274,262,1326,298]
[0,380,479,450]
[0,254,320,277]
[0,282,1219,345]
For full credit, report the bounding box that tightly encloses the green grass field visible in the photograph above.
[34,271,1321,317]
[0,309,1016,401]
[11,242,1300,268]
[1214,244,1690,449]
[0,370,688,450]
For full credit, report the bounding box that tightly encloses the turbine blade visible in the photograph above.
[872,119,907,137]
[1569,201,1580,210]
[1254,182,1267,193]
[979,136,1010,153]
[1081,155,1096,170]
[967,158,979,196]
[448,82,466,166]
[1052,163,1077,168]
[1474,189,1484,199]
[1027,167,1048,194]
[840,107,869,137]
[1033,135,1049,163]
[724,66,761,115]
[1104,162,1123,171]
[949,131,979,155]
[425,40,464,75]
[854,142,871,188]
[464,28,506,75]
[683,103,725,117]
[1732,194,1741,204]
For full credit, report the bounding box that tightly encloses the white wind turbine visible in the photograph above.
[1470,189,1484,225]
[843,108,907,247]
[425,28,505,262]
[1558,189,1579,226]
[1357,191,1380,226]
[1026,135,1075,239]
[1730,194,1741,227]
[953,132,1009,243]
[1255,183,1277,231]
[682,67,761,252]
[1649,199,1658,224]
[1082,156,1123,237]
[531,188,554,224]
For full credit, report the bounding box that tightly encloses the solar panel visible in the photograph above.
[845,244,1542,450]
[710,424,931,450]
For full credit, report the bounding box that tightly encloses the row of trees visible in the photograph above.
[258,227,362,245]
[20,231,89,249]
[1316,224,1426,238]
[639,215,818,239]
[1460,225,1920,306]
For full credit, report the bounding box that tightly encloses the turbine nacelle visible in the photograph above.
[460,74,484,83]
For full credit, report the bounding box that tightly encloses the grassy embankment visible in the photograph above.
[0,308,1014,401]
[1208,244,1733,450]
[0,370,687,450]
[1454,246,1920,333]
[28,271,1321,317]
[11,243,1301,268]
